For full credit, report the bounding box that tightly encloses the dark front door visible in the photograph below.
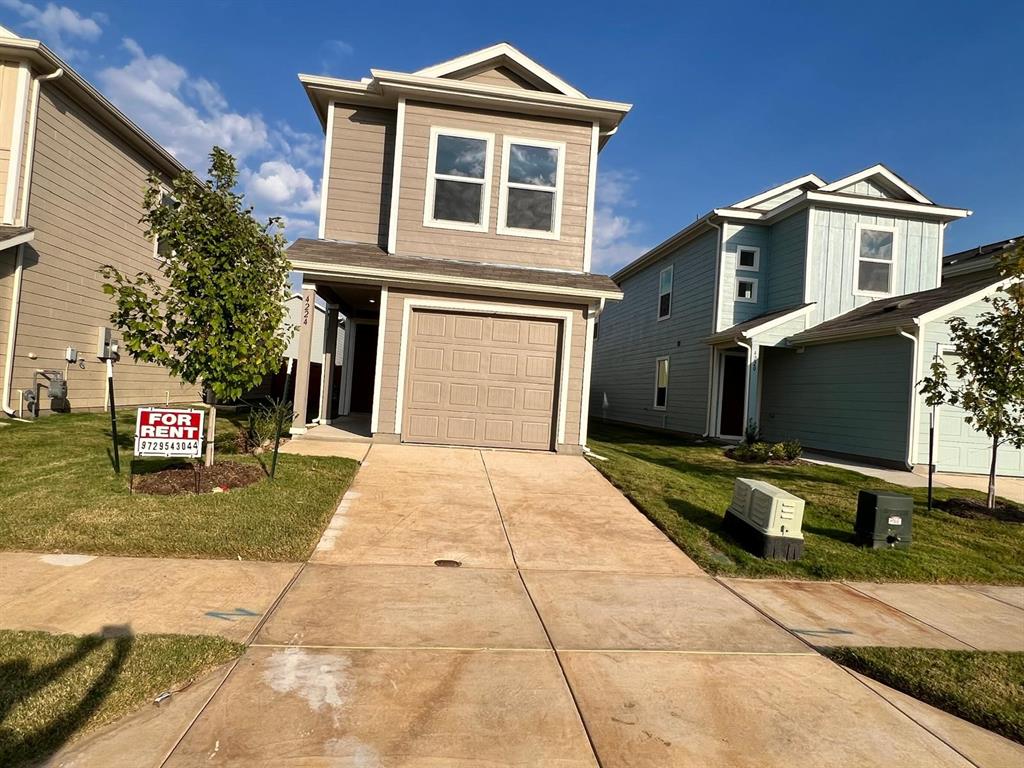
[719,354,747,437]
[349,323,378,413]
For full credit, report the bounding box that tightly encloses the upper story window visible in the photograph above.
[736,277,758,303]
[657,265,673,320]
[737,245,760,271]
[497,137,565,239]
[153,189,177,261]
[855,224,897,296]
[424,127,494,232]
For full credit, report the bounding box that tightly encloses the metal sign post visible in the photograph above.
[270,358,294,481]
[107,359,120,474]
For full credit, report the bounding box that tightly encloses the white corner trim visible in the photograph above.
[495,134,566,241]
[394,298,574,446]
[820,163,932,204]
[369,284,389,432]
[3,64,31,225]
[898,327,920,468]
[803,206,815,303]
[582,122,599,272]
[852,222,899,298]
[422,124,494,234]
[735,276,758,303]
[579,302,597,446]
[386,97,406,253]
[936,221,946,287]
[736,244,761,272]
[317,100,336,240]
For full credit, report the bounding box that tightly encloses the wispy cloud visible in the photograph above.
[0,0,104,60]
[592,169,649,273]
[319,39,354,73]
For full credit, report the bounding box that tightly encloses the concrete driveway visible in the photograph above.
[48,444,1022,767]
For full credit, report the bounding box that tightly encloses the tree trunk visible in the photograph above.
[987,434,998,511]
[205,402,217,467]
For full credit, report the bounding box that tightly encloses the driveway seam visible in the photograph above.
[964,585,1024,612]
[841,582,981,651]
[480,450,606,768]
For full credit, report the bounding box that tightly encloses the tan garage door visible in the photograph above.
[402,310,560,450]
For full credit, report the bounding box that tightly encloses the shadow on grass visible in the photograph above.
[0,626,132,767]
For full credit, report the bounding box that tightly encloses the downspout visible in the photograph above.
[898,326,920,470]
[703,216,723,436]
[2,66,63,417]
[735,336,753,440]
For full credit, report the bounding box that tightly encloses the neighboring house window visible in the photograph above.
[737,246,760,271]
[424,127,494,232]
[654,357,669,410]
[736,277,758,303]
[153,190,177,261]
[658,265,673,320]
[497,137,565,238]
[855,225,897,295]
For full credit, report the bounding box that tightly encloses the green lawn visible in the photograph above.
[825,647,1024,744]
[588,423,1024,583]
[0,629,243,767]
[0,411,358,561]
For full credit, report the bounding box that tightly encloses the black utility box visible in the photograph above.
[855,490,913,549]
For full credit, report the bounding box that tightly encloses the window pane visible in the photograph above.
[435,135,487,178]
[660,268,673,293]
[858,260,891,293]
[738,281,754,299]
[433,179,483,223]
[659,293,671,318]
[509,144,558,186]
[506,187,554,231]
[657,360,669,387]
[738,249,757,268]
[656,387,667,408]
[860,229,894,261]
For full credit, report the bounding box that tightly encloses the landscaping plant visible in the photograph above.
[919,243,1024,509]
[99,148,292,465]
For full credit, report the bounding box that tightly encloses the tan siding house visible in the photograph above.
[290,43,629,452]
[0,31,198,417]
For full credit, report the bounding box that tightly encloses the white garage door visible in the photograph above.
[402,310,560,450]
[936,354,1024,477]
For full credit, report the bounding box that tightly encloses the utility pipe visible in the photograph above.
[898,327,920,470]
[735,336,753,440]
[2,66,63,417]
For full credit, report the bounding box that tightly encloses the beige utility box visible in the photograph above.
[725,478,806,560]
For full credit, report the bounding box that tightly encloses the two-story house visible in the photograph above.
[287,44,630,453]
[0,26,197,417]
[591,165,1023,477]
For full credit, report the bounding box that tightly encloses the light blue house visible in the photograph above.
[591,165,1022,477]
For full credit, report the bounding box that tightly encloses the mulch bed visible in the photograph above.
[132,461,266,496]
[935,497,1024,523]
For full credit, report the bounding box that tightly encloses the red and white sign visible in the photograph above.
[134,407,205,458]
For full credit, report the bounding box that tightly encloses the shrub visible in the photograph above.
[245,402,295,454]
[744,419,761,445]
[730,439,802,463]
[780,439,803,460]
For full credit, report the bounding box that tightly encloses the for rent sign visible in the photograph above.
[134,407,205,458]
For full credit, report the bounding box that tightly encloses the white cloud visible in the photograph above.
[592,169,649,273]
[245,160,320,215]
[319,39,354,72]
[0,0,103,60]
[97,38,270,169]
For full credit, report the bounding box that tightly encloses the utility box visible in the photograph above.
[855,490,913,549]
[725,478,805,560]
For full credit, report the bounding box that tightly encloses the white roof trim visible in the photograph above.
[820,164,932,204]
[804,191,969,220]
[731,173,825,209]
[916,277,1013,325]
[413,43,586,98]
[744,303,817,337]
[0,228,34,250]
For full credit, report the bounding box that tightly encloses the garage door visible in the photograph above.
[936,354,1023,477]
[402,310,560,450]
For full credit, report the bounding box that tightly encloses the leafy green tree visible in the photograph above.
[920,243,1024,508]
[100,147,292,466]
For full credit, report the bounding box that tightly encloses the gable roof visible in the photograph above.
[819,163,932,204]
[704,303,815,345]
[943,235,1020,277]
[787,272,1008,345]
[414,43,586,98]
[730,174,825,209]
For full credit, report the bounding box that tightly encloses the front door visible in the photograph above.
[349,323,378,414]
[719,353,747,438]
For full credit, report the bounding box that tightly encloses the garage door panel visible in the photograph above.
[403,310,560,450]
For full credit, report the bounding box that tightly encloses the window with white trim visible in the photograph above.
[424,128,493,231]
[658,265,673,320]
[856,225,896,295]
[497,137,564,238]
[152,190,177,261]
[736,277,758,303]
[737,245,760,271]
[654,357,669,410]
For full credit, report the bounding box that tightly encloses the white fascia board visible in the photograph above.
[712,207,763,220]
[612,217,715,283]
[730,173,826,209]
[915,277,1013,324]
[820,163,932,204]
[744,303,817,337]
[804,191,970,220]
[290,260,623,302]
[412,42,587,99]
[0,229,34,251]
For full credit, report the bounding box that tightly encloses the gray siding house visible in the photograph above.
[591,166,1022,477]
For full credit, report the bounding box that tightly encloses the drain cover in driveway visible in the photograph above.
[434,559,462,568]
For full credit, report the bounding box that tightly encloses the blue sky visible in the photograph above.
[1,0,1020,273]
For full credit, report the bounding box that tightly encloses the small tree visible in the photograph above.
[919,243,1024,509]
[100,147,292,466]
